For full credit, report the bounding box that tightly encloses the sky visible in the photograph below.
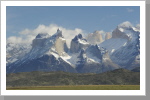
[6,6,140,45]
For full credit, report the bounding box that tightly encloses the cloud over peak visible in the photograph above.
[118,21,133,28]
[7,21,139,47]
[7,24,84,47]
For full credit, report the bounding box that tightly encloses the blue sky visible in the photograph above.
[6,6,140,39]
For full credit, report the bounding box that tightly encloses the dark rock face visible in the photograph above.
[71,47,103,74]
[6,25,140,74]
[56,28,63,38]
[75,46,105,73]
[64,42,69,53]
[100,51,121,72]
[112,28,129,40]
[76,63,103,73]
[78,49,86,59]
[86,45,103,61]
[76,49,87,66]
[72,36,78,41]
[36,33,50,39]
[78,33,83,39]
[6,29,72,74]
[70,34,90,53]
[7,54,77,74]
[32,38,47,48]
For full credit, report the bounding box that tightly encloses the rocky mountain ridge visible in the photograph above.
[6,22,140,74]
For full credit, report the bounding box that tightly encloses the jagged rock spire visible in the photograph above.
[78,48,86,58]
[70,33,89,53]
[56,28,63,37]
[57,28,60,32]
[35,33,50,39]
[78,33,83,39]
[72,35,79,41]
[87,30,103,44]
[77,48,87,65]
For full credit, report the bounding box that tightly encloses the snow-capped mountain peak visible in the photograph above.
[70,34,90,53]
[49,28,64,39]
[99,21,140,69]
[118,21,133,30]
[35,33,50,39]
[6,22,140,74]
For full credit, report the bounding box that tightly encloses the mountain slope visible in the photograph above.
[86,30,104,44]
[99,21,140,69]
[70,34,90,53]
[6,43,31,65]
[7,29,76,73]
[6,21,140,74]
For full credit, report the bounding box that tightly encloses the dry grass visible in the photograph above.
[7,85,140,90]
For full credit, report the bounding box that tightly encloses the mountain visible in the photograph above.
[105,32,112,40]
[75,47,102,73]
[6,43,31,65]
[70,34,90,53]
[6,29,76,73]
[6,21,140,74]
[99,21,140,69]
[86,30,104,44]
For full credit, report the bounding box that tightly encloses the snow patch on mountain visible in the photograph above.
[86,52,101,63]
[109,22,139,68]
[35,33,50,39]
[6,43,31,65]
[99,38,128,54]
[6,21,140,73]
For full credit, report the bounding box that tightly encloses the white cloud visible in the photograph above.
[127,8,134,12]
[136,24,140,30]
[7,22,139,47]
[60,28,84,46]
[7,24,84,47]
[7,36,23,44]
[7,36,35,44]
[118,21,133,28]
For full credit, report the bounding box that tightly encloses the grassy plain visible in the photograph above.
[7,85,140,90]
